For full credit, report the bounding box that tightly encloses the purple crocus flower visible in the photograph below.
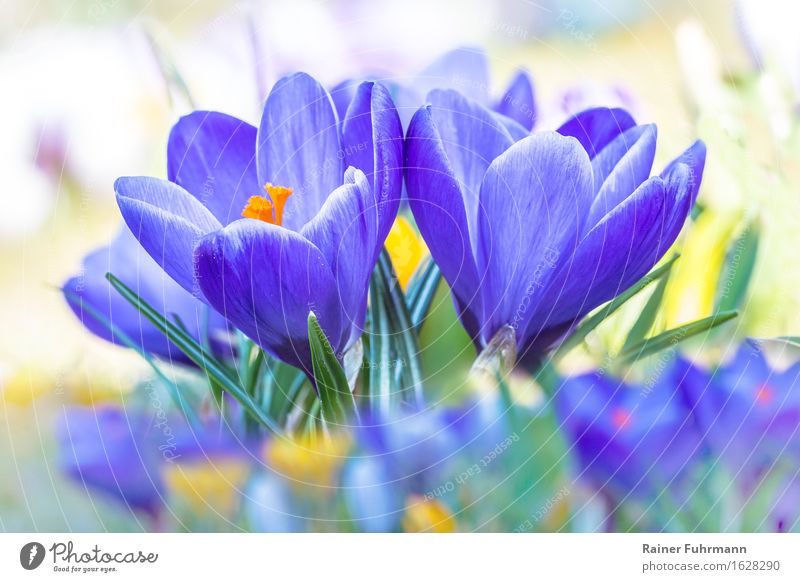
[332,47,536,134]
[677,342,800,478]
[58,405,256,520]
[57,405,166,518]
[406,96,706,362]
[114,73,403,373]
[62,226,229,363]
[554,365,703,500]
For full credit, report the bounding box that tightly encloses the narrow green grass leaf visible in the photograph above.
[555,254,680,359]
[715,222,759,312]
[366,276,392,415]
[106,272,281,434]
[621,271,671,351]
[618,310,738,365]
[63,288,200,427]
[406,259,442,331]
[377,251,424,405]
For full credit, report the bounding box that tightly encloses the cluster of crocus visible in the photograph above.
[555,341,800,531]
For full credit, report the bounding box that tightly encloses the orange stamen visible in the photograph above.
[241,183,293,225]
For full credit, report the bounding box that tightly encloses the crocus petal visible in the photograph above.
[557,107,636,159]
[301,168,378,345]
[476,132,594,345]
[415,46,490,105]
[330,78,359,122]
[533,176,669,329]
[115,176,222,296]
[257,72,343,231]
[167,111,259,225]
[195,220,343,372]
[654,141,706,257]
[405,105,481,314]
[427,89,514,250]
[661,139,707,207]
[494,113,530,142]
[586,124,657,229]
[494,70,536,130]
[342,82,403,243]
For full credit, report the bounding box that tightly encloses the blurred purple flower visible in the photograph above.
[63,226,229,363]
[678,342,800,479]
[57,405,254,520]
[554,364,703,501]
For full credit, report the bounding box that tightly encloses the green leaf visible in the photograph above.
[366,275,393,416]
[377,251,424,404]
[555,254,680,359]
[715,222,759,312]
[106,272,282,434]
[621,271,671,351]
[617,310,738,365]
[63,287,200,427]
[406,259,442,331]
[307,311,357,426]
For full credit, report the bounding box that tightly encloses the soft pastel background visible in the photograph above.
[1,0,798,530]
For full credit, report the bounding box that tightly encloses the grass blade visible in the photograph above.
[406,259,441,331]
[106,272,281,434]
[618,310,738,365]
[555,254,680,359]
[621,271,671,352]
[715,222,759,312]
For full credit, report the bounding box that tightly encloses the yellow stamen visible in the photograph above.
[241,183,293,225]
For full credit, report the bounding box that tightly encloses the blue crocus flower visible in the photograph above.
[554,365,703,500]
[677,342,800,478]
[58,405,256,520]
[114,73,403,373]
[406,96,706,362]
[57,405,166,519]
[332,46,536,134]
[343,398,512,531]
[62,226,229,363]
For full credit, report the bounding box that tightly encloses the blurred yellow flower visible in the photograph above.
[664,211,738,328]
[265,433,351,489]
[164,458,251,517]
[0,366,51,405]
[385,216,428,290]
[402,495,457,532]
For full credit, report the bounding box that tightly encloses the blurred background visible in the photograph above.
[1,0,798,531]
